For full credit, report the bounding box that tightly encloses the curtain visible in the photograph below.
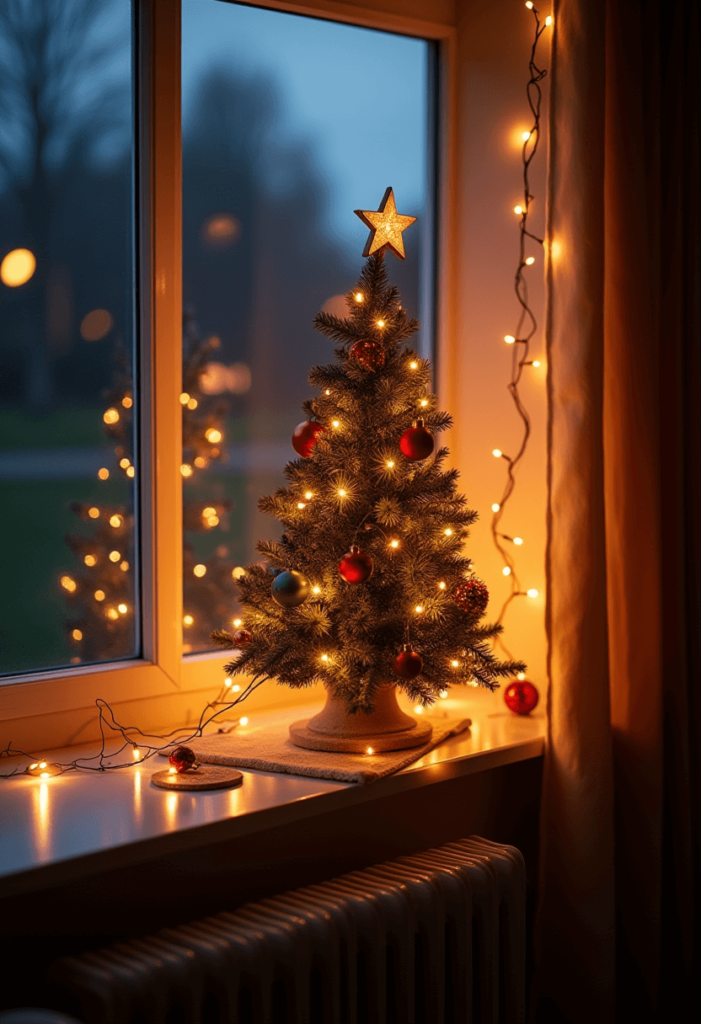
[535,1,701,1021]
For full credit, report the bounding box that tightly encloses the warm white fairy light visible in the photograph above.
[503,567,512,576]
[518,671,526,680]
[239,717,249,726]
[193,564,207,577]
[532,360,541,368]
[504,335,516,344]
[376,319,385,328]
[414,705,424,715]
[514,536,524,545]
[420,398,428,407]
[438,581,446,590]
[492,503,501,512]
[180,392,190,405]
[444,528,453,536]
[440,690,449,699]
[415,605,424,614]
[321,653,329,662]
[332,419,340,429]
[233,618,242,628]
[522,130,532,141]
[389,539,399,549]
[224,678,232,688]
[183,614,194,626]
[132,746,140,759]
[338,488,347,498]
[232,683,241,693]
[527,588,539,598]
[514,204,524,215]
[409,360,418,369]
[355,292,364,302]
[386,460,395,469]
[312,585,321,594]
[297,502,306,510]
[545,15,553,26]
[451,659,459,668]
[525,256,535,265]
[304,491,313,500]
[493,448,503,458]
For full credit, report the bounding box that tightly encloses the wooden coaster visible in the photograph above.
[151,765,243,791]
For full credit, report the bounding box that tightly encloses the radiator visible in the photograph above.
[48,836,526,1024]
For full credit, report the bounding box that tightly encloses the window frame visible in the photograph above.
[0,0,457,752]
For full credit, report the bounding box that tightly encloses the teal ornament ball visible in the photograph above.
[272,569,311,608]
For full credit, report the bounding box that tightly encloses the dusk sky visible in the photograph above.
[182,0,429,247]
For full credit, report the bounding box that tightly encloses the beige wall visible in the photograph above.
[442,0,548,692]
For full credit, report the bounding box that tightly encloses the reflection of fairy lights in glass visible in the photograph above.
[32,782,51,861]
[1,248,36,287]
[199,361,251,395]
[201,213,241,246]
[80,308,114,341]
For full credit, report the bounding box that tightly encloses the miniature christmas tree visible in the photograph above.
[213,189,524,715]
[62,313,237,662]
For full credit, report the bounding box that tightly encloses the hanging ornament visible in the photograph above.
[454,576,490,618]
[504,679,539,715]
[393,644,423,679]
[292,421,323,458]
[349,339,386,371]
[267,565,283,577]
[272,569,311,607]
[168,745,197,773]
[400,418,434,461]
[232,628,251,645]
[338,545,373,583]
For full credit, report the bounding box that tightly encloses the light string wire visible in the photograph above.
[0,675,268,779]
[491,2,550,655]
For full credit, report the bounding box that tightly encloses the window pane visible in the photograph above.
[0,0,137,676]
[181,0,431,653]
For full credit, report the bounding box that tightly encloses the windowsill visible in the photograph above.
[0,689,544,898]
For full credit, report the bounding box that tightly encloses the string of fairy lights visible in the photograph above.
[490,1,551,656]
[0,679,267,779]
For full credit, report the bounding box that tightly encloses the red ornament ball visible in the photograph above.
[393,644,423,680]
[504,679,539,716]
[349,339,386,371]
[232,628,251,645]
[292,420,323,458]
[400,419,435,461]
[454,576,490,618]
[168,745,197,773]
[338,545,373,583]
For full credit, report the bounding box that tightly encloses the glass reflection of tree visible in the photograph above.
[62,313,238,662]
[0,0,129,411]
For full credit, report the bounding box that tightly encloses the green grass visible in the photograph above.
[0,408,107,450]
[0,477,132,675]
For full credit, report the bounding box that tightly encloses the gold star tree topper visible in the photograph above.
[354,187,417,260]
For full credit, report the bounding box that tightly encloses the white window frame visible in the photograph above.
[0,0,457,752]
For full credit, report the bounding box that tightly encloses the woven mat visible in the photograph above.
[160,715,472,785]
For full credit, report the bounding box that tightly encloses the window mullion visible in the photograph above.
[139,0,183,682]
